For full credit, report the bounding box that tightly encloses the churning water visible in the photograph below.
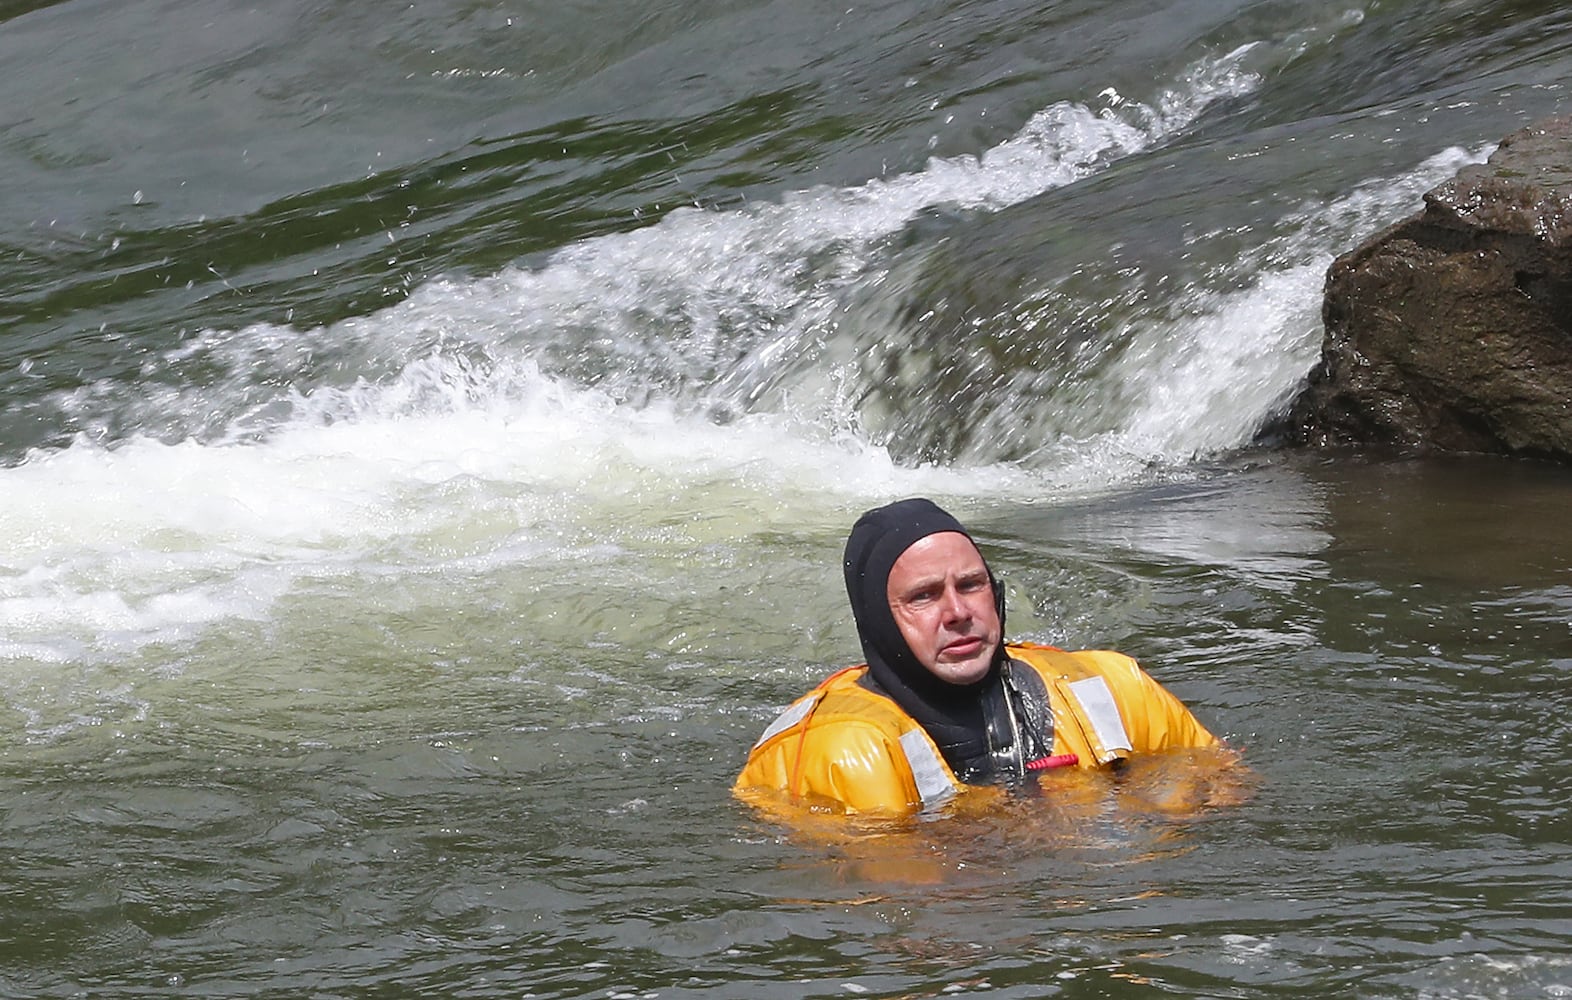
[2,0,1570,996]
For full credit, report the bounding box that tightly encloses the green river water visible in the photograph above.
[2,0,1571,995]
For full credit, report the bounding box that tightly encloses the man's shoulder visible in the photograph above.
[808,668,914,731]
[1007,642,1128,675]
[737,667,930,813]
[747,666,908,750]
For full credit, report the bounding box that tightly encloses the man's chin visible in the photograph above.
[930,654,993,686]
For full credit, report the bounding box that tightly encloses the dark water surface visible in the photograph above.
[2,0,1571,996]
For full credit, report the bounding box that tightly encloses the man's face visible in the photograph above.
[885,531,1001,685]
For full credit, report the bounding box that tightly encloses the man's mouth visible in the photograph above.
[941,636,984,658]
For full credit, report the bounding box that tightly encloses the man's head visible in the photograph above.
[842,498,1005,692]
[885,529,1001,685]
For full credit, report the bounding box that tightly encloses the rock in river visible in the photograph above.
[1287,116,1572,459]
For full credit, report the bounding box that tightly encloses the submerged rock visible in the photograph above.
[1287,116,1572,459]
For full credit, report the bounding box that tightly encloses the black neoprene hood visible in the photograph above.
[841,497,1007,704]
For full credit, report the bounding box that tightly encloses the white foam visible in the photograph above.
[0,43,1341,666]
[47,42,1269,456]
[2,354,1051,663]
[970,143,1493,478]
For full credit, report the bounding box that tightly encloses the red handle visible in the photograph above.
[1026,753,1079,771]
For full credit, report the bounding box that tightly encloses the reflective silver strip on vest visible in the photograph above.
[1067,675,1133,761]
[753,695,817,749]
[899,729,958,808]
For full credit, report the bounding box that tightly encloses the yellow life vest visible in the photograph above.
[733,642,1218,816]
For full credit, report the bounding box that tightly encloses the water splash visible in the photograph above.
[3,38,1469,668]
[39,42,1269,456]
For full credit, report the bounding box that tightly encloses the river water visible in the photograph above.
[3,0,1571,997]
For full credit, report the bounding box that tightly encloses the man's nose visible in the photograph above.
[939,585,970,622]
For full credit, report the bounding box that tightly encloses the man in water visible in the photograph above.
[734,497,1221,815]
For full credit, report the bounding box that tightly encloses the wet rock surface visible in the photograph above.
[1287,116,1572,459]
